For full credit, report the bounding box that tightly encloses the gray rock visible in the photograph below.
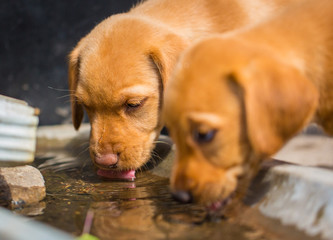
[259,165,333,240]
[0,165,46,208]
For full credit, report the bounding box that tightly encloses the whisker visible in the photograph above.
[137,166,144,173]
[48,86,74,92]
[152,150,163,159]
[153,140,172,146]
[57,94,75,99]
[76,145,90,157]
[81,155,92,170]
[78,140,90,148]
[151,152,163,163]
[63,98,83,104]
[141,163,150,172]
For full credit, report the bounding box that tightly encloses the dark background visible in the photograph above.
[0,0,138,126]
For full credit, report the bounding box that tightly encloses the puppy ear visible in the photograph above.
[148,34,187,87]
[68,46,84,130]
[235,60,318,157]
[148,34,187,123]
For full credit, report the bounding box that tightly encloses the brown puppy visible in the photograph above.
[68,0,296,178]
[164,0,333,208]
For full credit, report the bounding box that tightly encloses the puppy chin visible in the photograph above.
[200,185,237,211]
[200,166,243,211]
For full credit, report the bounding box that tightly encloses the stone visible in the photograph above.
[258,165,333,240]
[0,165,46,208]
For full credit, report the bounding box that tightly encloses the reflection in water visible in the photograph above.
[25,135,315,240]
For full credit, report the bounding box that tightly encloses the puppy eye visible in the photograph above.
[193,129,217,144]
[126,102,141,108]
[125,98,147,112]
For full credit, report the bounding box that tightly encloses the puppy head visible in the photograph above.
[164,37,318,207]
[68,15,186,172]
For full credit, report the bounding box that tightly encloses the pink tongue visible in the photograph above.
[97,169,136,181]
[208,201,223,211]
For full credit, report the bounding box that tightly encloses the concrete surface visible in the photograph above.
[0,207,73,240]
[274,134,333,167]
[35,124,333,239]
[37,124,90,150]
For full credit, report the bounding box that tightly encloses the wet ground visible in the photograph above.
[9,135,318,240]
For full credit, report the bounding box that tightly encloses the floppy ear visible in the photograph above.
[148,33,187,88]
[148,34,187,128]
[68,46,84,130]
[235,60,319,157]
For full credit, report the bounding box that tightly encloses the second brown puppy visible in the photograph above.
[164,0,333,209]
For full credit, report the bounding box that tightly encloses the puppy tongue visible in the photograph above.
[97,169,136,181]
[208,201,223,211]
[208,196,232,212]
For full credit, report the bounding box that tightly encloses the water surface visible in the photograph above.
[13,136,316,240]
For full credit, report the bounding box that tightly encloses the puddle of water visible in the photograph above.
[7,135,317,240]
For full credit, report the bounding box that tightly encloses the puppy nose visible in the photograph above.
[172,190,193,203]
[95,153,119,168]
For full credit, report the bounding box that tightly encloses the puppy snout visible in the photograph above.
[172,190,193,203]
[95,153,119,168]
